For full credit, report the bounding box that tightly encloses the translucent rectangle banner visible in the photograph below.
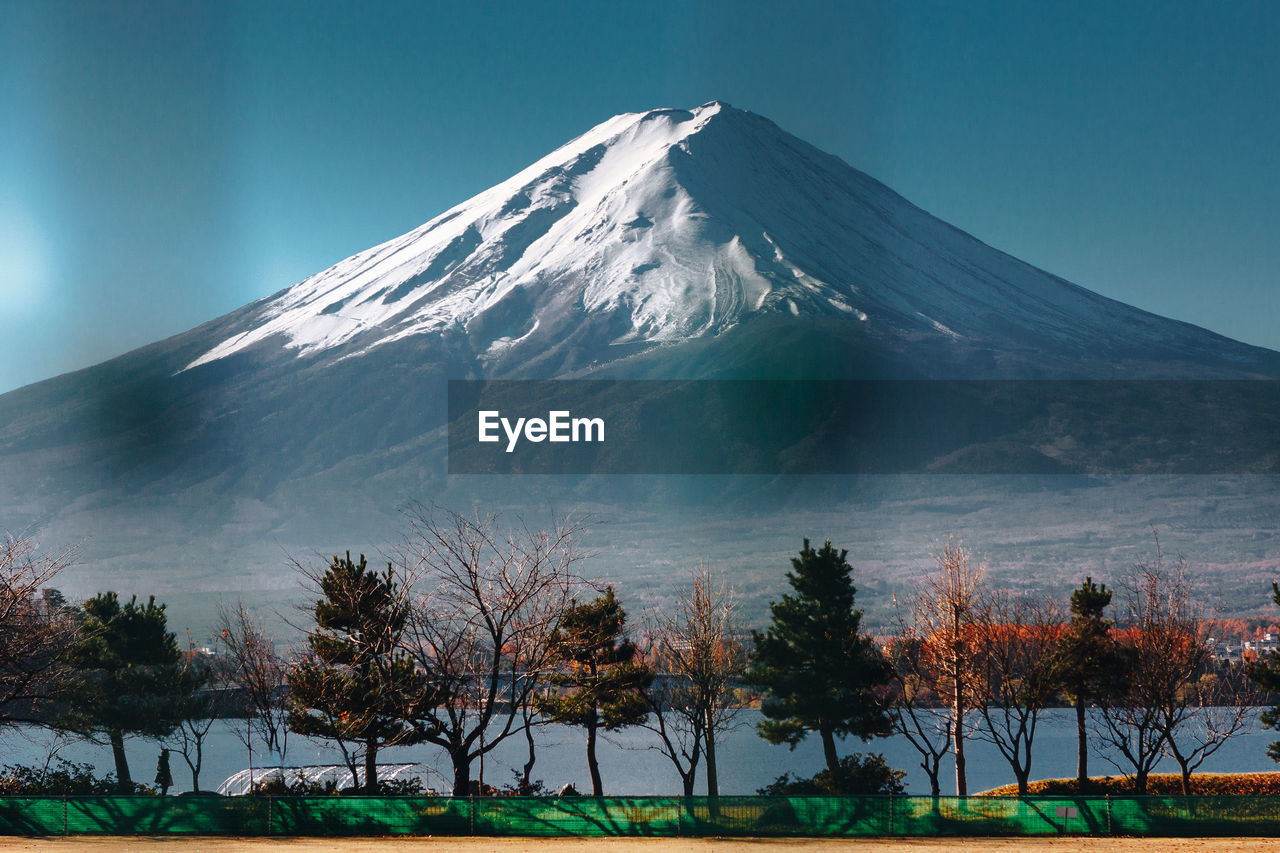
[447,380,1280,475]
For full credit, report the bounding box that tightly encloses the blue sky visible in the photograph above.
[2,0,1279,393]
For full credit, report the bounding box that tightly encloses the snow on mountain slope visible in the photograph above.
[184,100,1274,379]
[186,105,725,369]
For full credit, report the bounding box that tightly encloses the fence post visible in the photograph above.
[267,796,273,836]
[1106,795,1111,835]
[62,794,67,836]
[888,794,893,836]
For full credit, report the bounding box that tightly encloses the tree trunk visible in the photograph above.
[1015,766,1029,796]
[820,726,840,775]
[953,701,967,797]
[704,708,719,797]
[1135,767,1148,795]
[452,752,472,797]
[521,721,537,793]
[926,764,941,798]
[364,737,379,793]
[109,729,132,793]
[586,713,603,796]
[245,722,255,790]
[1179,763,1193,795]
[1075,698,1088,791]
[185,751,202,793]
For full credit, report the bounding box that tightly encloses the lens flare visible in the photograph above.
[0,197,51,316]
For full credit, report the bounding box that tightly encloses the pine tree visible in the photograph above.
[537,587,652,796]
[1052,576,1118,791]
[58,592,186,792]
[287,552,433,793]
[747,540,892,775]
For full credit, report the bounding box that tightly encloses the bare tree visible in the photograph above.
[639,643,703,797]
[217,600,289,785]
[1096,545,1205,794]
[1163,665,1261,794]
[401,507,588,796]
[971,593,1064,795]
[912,536,986,796]
[1121,544,1258,795]
[167,653,222,792]
[883,627,953,798]
[0,531,77,727]
[641,566,747,796]
[513,681,543,794]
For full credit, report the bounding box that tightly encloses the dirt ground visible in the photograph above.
[0,838,1278,852]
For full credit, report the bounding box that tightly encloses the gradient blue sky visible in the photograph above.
[2,0,1279,393]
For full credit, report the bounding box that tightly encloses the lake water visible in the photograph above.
[3,709,1278,796]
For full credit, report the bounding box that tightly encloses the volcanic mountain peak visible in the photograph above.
[183,101,1278,380]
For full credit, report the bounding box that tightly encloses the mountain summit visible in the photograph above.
[182,102,1279,380]
[2,103,1279,607]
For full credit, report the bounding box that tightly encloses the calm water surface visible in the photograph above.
[2,709,1276,796]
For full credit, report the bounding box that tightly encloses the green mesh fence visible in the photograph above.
[62,796,270,835]
[5,795,1280,837]
[0,798,64,835]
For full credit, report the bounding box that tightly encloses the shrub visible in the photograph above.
[377,776,426,795]
[981,773,1280,796]
[758,753,906,796]
[247,773,340,797]
[0,759,153,795]
[500,771,550,796]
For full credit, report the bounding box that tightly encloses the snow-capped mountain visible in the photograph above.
[179,101,1280,381]
[1,102,1278,614]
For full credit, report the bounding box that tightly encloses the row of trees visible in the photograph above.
[276,529,901,798]
[0,516,856,798]
[278,510,697,796]
[887,537,1264,796]
[5,520,1280,797]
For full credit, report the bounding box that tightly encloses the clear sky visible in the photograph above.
[2,0,1279,393]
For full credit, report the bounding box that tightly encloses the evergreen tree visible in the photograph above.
[58,592,186,792]
[747,540,892,774]
[1052,576,1118,790]
[287,552,433,793]
[537,587,652,796]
